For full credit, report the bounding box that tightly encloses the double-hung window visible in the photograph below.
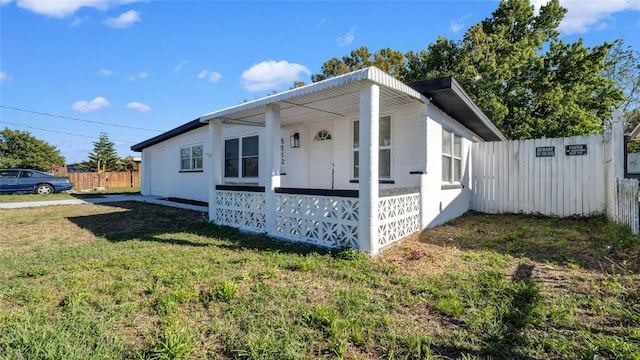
[352,115,392,179]
[180,144,203,171]
[225,135,259,178]
[442,129,462,182]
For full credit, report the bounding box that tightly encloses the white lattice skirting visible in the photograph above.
[215,190,266,231]
[275,194,360,248]
[378,193,421,246]
[214,190,421,251]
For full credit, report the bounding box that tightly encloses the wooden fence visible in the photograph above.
[68,171,140,190]
[471,135,606,217]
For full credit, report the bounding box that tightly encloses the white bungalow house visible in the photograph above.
[131,67,505,254]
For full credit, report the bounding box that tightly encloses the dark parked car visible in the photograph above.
[0,169,73,194]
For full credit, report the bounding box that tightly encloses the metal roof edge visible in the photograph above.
[199,66,428,123]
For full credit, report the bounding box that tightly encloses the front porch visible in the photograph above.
[200,67,430,254]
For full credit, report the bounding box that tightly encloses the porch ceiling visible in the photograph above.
[199,67,428,127]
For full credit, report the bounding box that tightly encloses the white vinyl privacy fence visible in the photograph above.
[471,134,606,216]
[471,111,640,233]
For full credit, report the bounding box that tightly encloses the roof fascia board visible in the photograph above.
[448,78,507,142]
[130,118,205,152]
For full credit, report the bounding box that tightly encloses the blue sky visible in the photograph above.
[1,0,639,164]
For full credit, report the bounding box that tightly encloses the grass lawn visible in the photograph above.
[0,203,639,359]
[0,187,140,203]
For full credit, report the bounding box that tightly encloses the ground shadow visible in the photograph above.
[66,201,331,256]
[68,189,141,199]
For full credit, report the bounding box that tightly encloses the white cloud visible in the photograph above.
[241,60,310,92]
[533,0,640,34]
[71,96,111,113]
[128,71,148,80]
[337,27,355,47]
[104,9,140,28]
[198,70,222,83]
[0,71,12,83]
[14,0,144,18]
[174,60,189,72]
[450,13,472,34]
[126,101,151,113]
[0,0,12,5]
[97,68,113,76]
[68,16,87,27]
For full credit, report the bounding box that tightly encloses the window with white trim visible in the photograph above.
[352,116,392,179]
[225,135,259,178]
[442,129,462,182]
[180,144,203,171]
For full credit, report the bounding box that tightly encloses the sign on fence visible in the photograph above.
[535,146,555,157]
[565,144,588,156]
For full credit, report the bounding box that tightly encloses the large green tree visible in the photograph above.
[604,39,640,136]
[0,128,65,171]
[311,46,407,82]
[605,39,640,115]
[83,132,120,172]
[312,0,625,140]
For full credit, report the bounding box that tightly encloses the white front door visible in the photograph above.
[308,128,333,189]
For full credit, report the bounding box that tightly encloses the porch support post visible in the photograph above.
[265,104,281,235]
[208,120,223,222]
[358,81,380,255]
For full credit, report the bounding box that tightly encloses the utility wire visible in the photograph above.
[2,121,138,144]
[0,105,164,132]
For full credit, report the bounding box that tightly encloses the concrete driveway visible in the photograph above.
[0,194,208,212]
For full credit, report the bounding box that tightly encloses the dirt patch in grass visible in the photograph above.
[375,232,462,276]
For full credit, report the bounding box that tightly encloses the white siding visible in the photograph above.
[141,126,209,202]
[279,102,426,191]
[421,104,475,228]
[148,149,165,196]
[140,101,480,230]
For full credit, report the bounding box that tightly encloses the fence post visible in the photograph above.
[612,109,625,181]
[612,109,625,221]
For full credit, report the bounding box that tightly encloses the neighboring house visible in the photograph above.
[131,67,505,254]
[625,123,640,180]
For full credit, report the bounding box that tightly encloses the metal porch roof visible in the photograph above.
[199,67,429,126]
[131,68,506,152]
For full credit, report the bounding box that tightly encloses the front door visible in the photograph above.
[308,128,333,189]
